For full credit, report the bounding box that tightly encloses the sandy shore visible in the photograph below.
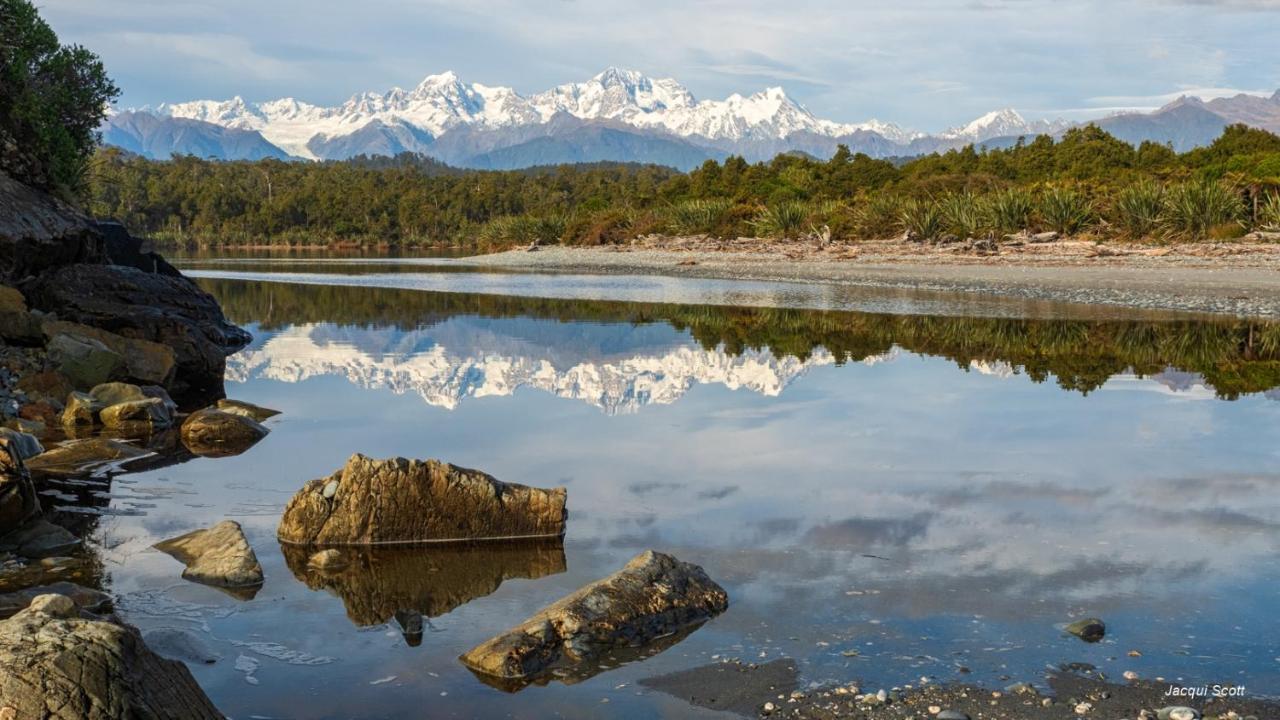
[458,237,1280,318]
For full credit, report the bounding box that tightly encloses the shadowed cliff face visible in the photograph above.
[280,541,566,627]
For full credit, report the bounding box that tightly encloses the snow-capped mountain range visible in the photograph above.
[104,68,1280,168]
[106,67,1083,167]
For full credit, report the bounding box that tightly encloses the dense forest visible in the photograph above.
[87,124,1280,249]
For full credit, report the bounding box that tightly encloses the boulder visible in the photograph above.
[180,408,269,457]
[0,518,81,559]
[0,581,111,619]
[0,594,225,719]
[281,541,566,628]
[460,550,728,685]
[0,285,25,312]
[0,436,40,532]
[153,520,264,594]
[47,332,127,389]
[25,438,152,479]
[0,171,105,282]
[90,381,148,407]
[101,397,173,431]
[141,384,179,415]
[0,427,43,461]
[216,398,281,422]
[24,263,250,401]
[15,369,74,407]
[62,390,106,426]
[277,454,567,546]
[0,307,42,345]
[44,319,176,388]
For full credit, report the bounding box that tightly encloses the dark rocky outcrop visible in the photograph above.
[460,550,728,687]
[276,454,568,545]
[0,170,249,408]
[0,594,225,719]
[24,264,250,402]
[281,540,566,629]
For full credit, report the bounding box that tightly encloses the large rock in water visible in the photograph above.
[460,550,729,687]
[153,520,264,596]
[180,408,269,457]
[23,263,250,402]
[276,454,568,545]
[0,594,225,719]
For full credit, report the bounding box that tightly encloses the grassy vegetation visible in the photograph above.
[86,124,1280,249]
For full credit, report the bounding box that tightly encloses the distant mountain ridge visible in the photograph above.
[106,68,1280,168]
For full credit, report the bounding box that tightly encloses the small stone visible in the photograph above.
[762,701,775,714]
[27,593,76,618]
[1075,701,1093,713]
[1123,670,1139,681]
[937,711,970,720]
[928,707,942,715]
[322,480,339,499]
[1065,617,1106,642]
[1157,708,1200,720]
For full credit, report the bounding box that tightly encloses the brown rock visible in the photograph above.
[61,390,105,426]
[0,285,25,312]
[0,594,225,719]
[47,333,127,389]
[460,551,728,686]
[43,319,177,388]
[0,309,41,345]
[15,370,73,407]
[281,541,566,628]
[180,408,269,457]
[100,397,173,431]
[90,381,147,407]
[153,520,263,594]
[276,454,567,546]
[17,400,57,425]
[0,581,112,619]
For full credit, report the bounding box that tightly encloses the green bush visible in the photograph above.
[939,191,986,238]
[751,201,810,239]
[1258,192,1280,232]
[986,188,1035,234]
[899,198,945,241]
[664,198,733,235]
[1039,185,1094,235]
[1110,180,1165,238]
[852,194,902,239]
[1162,180,1242,239]
[0,0,119,193]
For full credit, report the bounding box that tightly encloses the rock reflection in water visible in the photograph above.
[280,540,567,641]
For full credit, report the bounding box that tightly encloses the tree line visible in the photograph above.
[86,124,1280,248]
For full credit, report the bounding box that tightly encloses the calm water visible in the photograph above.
[42,260,1280,718]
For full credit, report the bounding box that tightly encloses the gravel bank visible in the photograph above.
[459,243,1280,318]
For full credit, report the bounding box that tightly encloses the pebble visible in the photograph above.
[762,701,775,714]
[936,711,970,720]
[1123,670,1139,681]
[1157,708,1200,720]
[322,480,339,499]
[1075,701,1093,713]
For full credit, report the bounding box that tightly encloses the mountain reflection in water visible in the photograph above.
[202,278,1280,412]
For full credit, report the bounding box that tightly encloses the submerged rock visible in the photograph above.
[276,454,568,545]
[0,593,225,719]
[153,520,264,595]
[216,398,281,422]
[1065,617,1106,643]
[460,550,728,687]
[281,540,566,628]
[180,408,269,457]
[25,437,151,479]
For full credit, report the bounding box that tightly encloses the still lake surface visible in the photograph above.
[55,256,1280,717]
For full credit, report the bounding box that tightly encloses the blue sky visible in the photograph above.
[39,0,1280,131]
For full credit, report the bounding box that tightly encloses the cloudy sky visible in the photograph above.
[39,0,1280,132]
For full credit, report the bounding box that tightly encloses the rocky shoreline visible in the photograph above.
[458,239,1280,318]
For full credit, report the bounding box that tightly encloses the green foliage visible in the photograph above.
[750,201,810,239]
[899,198,945,241]
[1039,185,1095,235]
[1110,180,1166,238]
[939,191,987,238]
[1259,192,1280,232]
[986,188,1035,234]
[663,198,732,235]
[0,0,119,193]
[852,194,902,239]
[1162,180,1243,239]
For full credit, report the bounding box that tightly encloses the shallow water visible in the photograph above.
[35,263,1280,718]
